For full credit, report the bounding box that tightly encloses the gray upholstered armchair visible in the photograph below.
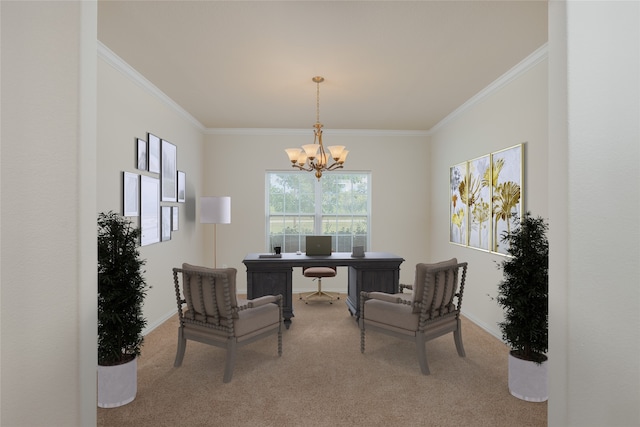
[359,258,468,375]
[172,263,283,383]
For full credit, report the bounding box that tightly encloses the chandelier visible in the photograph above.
[285,76,348,180]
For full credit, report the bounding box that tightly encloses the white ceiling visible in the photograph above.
[97,1,547,131]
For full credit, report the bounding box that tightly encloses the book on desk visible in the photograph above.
[258,253,282,258]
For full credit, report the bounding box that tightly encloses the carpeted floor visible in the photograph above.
[98,294,547,426]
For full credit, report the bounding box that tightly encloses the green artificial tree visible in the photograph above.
[98,211,148,366]
[496,211,548,364]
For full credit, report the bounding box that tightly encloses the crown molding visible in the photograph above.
[205,128,429,137]
[97,41,206,132]
[428,43,548,135]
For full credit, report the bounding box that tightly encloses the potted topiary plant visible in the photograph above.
[97,211,148,408]
[496,211,548,402]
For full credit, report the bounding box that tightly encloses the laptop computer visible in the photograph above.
[305,236,332,256]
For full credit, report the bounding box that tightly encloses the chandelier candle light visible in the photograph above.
[285,76,348,180]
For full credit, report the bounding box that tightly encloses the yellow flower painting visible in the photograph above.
[450,143,523,255]
[450,162,467,245]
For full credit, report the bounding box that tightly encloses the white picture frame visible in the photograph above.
[136,138,147,171]
[161,139,177,202]
[148,133,160,174]
[140,175,160,246]
[123,171,139,217]
[177,170,186,203]
[161,206,172,241]
[172,206,179,231]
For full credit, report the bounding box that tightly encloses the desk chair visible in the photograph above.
[300,266,339,304]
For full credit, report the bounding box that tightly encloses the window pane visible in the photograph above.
[267,171,370,253]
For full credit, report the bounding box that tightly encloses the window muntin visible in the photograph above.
[266,172,371,253]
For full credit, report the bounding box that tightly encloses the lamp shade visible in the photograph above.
[200,197,231,224]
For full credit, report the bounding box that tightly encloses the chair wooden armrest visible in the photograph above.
[363,291,403,304]
[399,284,413,293]
[247,294,282,308]
[360,291,405,304]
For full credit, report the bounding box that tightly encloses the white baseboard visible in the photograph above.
[461,309,503,342]
[143,309,176,336]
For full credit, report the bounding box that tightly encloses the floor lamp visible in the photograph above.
[200,196,231,268]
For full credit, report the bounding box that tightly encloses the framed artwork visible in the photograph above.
[449,142,525,255]
[161,206,172,241]
[123,171,139,217]
[490,143,524,255]
[449,162,467,246]
[161,139,177,202]
[172,206,179,231]
[140,175,160,246]
[177,170,186,203]
[467,155,491,252]
[148,133,160,174]
[136,138,147,171]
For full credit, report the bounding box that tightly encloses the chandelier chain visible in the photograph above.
[316,79,320,124]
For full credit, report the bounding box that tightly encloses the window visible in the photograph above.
[266,171,371,253]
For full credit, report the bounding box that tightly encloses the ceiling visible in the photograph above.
[97,1,547,131]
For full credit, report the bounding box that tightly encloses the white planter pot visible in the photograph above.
[508,352,548,402]
[97,357,137,408]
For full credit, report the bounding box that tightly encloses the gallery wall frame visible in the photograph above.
[161,139,177,202]
[123,171,139,217]
[140,175,160,246]
[136,138,147,171]
[161,206,172,241]
[177,170,186,203]
[126,132,185,245]
[148,133,160,174]
[449,142,524,256]
[172,206,179,231]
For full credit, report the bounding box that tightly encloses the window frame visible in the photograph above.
[265,171,371,254]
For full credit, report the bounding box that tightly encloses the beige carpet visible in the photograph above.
[98,294,547,426]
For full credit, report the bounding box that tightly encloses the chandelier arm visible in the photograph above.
[293,164,314,172]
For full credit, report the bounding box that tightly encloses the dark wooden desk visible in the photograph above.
[242,252,404,327]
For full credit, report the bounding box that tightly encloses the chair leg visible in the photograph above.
[454,320,466,357]
[360,323,366,354]
[174,327,186,367]
[223,339,237,383]
[277,328,282,356]
[415,334,430,375]
[301,277,338,303]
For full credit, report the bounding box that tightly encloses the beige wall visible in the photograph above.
[97,46,207,331]
[428,55,548,338]
[1,2,97,425]
[204,130,430,294]
[548,2,640,425]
